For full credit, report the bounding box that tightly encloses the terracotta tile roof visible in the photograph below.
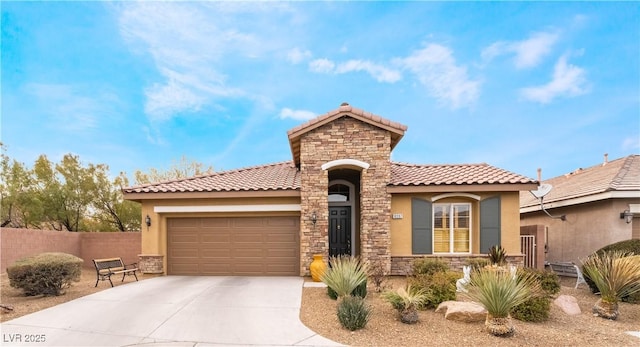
[390,162,536,186]
[122,161,300,194]
[287,103,408,167]
[123,160,536,196]
[520,155,640,208]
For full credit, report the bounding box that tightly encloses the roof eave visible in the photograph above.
[123,189,301,202]
[388,183,538,193]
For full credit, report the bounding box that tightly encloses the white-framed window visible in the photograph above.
[433,203,471,253]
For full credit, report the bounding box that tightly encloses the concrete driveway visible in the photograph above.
[1,276,343,347]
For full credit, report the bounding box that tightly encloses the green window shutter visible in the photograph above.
[480,196,501,254]
[412,198,432,254]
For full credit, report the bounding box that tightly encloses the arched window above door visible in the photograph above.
[329,183,350,202]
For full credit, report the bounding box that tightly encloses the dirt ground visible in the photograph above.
[299,276,640,347]
[2,272,639,346]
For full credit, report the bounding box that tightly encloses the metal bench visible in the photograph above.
[547,261,587,289]
[93,258,139,287]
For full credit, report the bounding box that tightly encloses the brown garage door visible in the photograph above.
[167,216,300,276]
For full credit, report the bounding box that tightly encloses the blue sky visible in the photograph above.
[2,1,639,183]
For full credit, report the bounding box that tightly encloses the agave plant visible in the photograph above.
[487,245,507,266]
[465,268,539,337]
[320,255,368,298]
[381,285,430,324]
[581,252,640,320]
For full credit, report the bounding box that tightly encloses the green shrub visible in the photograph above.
[381,284,429,324]
[582,252,640,319]
[328,280,367,300]
[409,270,459,309]
[488,245,507,266]
[412,258,449,276]
[336,296,371,331]
[512,296,551,322]
[622,291,640,304]
[583,239,640,294]
[517,267,560,296]
[465,258,490,271]
[7,252,83,296]
[321,256,368,299]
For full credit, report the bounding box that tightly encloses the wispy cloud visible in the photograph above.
[279,107,316,121]
[482,31,559,69]
[24,83,114,131]
[116,2,281,121]
[520,53,589,103]
[622,136,640,151]
[309,58,335,73]
[397,44,480,109]
[287,47,312,64]
[309,58,401,83]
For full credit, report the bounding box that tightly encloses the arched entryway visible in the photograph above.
[328,169,361,257]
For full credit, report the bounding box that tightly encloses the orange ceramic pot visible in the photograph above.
[310,254,327,282]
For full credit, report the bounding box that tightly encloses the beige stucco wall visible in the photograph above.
[520,198,637,265]
[390,191,523,257]
[139,196,301,273]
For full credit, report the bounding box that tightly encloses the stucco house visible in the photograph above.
[520,154,640,265]
[123,103,537,276]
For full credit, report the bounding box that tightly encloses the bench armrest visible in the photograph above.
[125,263,138,269]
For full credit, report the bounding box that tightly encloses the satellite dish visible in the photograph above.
[530,183,553,199]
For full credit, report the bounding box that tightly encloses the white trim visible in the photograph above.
[432,202,472,255]
[520,190,640,213]
[321,159,370,171]
[154,204,301,213]
[431,193,481,202]
[628,204,640,214]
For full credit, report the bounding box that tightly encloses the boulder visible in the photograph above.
[554,295,582,315]
[436,301,487,322]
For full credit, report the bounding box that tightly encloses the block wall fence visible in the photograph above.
[1,228,141,272]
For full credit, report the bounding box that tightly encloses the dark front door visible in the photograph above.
[329,206,351,257]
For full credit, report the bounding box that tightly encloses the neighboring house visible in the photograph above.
[520,154,640,266]
[123,103,537,276]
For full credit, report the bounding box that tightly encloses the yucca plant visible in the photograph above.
[465,268,539,337]
[337,295,372,331]
[581,252,640,320]
[320,255,369,298]
[381,285,430,324]
[487,245,507,266]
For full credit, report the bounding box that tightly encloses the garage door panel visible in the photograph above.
[201,234,232,243]
[200,218,231,228]
[168,217,299,276]
[171,234,199,243]
[168,218,200,228]
[266,217,298,227]
[232,218,265,228]
[201,249,232,258]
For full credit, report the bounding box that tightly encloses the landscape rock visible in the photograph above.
[435,301,487,322]
[554,295,582,315]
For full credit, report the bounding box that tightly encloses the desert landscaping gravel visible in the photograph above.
[299,277,640,347]
[2,273,639,346]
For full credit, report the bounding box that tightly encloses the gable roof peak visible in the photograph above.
[287,103,407,166]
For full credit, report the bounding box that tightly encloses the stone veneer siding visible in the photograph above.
[299,116,392,275]
[390,255,525,275]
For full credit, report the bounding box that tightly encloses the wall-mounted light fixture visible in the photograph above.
[311,211,317,225]
[145,215,152,227]
[620,210,633,224]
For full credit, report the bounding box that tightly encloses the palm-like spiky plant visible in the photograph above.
[320,255,368,298]
[464,268,539,337]
[581,252,640,320]
[487,245,507,266]
[381,285,430,324]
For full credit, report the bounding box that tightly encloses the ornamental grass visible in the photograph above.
[581,251,640,320]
